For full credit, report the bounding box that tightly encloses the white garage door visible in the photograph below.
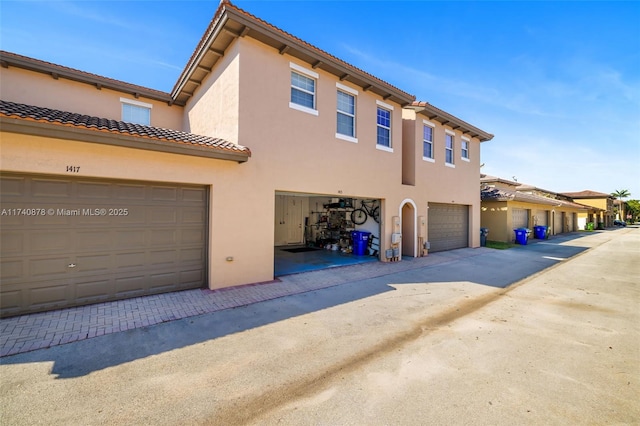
[428,203,469,252]
[0,173,208,317]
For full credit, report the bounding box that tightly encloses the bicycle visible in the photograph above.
[350,199,380,225]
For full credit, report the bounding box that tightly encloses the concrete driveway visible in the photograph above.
[1,227,638,425]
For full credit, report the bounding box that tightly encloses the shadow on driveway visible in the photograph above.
[0,233,594,378]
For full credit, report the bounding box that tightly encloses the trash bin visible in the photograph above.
[351,231,371,256]
[534,225,548,239]
[514,228,529,245]
[480,228,489,247]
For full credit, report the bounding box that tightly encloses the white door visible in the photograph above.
[286,197,304,244]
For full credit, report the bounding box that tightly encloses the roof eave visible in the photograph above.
[409,103,494,142]
[171,3,415,107]
[0,117,250,163]
[0,51,173,105]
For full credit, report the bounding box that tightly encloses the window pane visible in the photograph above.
[291,72,315,92]
[337,91,354,114]
[445,134,454,163]
[423,126,432,142]
[291,71,315,109]
[424,141,432,158]
[377,108,390,127]
[377,127,390,147]
[291,88,314,108]
[122,103,150,125]
[337,113,354,136]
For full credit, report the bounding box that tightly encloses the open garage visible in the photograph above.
[274,193,380,276]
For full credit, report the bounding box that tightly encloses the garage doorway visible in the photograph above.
[274,193,380,276]
[0,173,208,317]
[428,203,469,253]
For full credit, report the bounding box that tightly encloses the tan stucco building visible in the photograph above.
[560,190,615,229]
[0,1,493,316]
[480,176,595,243]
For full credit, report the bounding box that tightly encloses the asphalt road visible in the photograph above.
[1,227,638,425]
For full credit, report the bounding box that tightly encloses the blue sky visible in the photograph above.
[2,1,639,199]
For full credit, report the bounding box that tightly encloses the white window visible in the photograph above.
[289,62,318,115]
[423,122,434,160]
[121,98,151,125]
[461,138,470,161]
[337,90,355,138]
[445,132,455,165]
[376,100,394,152]
[376,106,391,148]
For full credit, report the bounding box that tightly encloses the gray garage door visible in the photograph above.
[0,173,207,317]
[428,203,469,252]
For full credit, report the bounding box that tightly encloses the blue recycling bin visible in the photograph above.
[351,231,371,255]
[533,225,548,239]
[514,228,529,245]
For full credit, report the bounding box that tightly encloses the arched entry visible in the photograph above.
[400,199,417,257]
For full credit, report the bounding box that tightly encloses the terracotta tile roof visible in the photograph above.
[411,101,493,141]
[481,187,589,210]
[0,50,172,104]
[480,174,519,186]
[173,0,414,104]
[482,187,557,205]
[0,100,251,156]
[560,190,612,198]
[231,2,413,99]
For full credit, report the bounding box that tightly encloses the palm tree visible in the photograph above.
[611,189,631,222]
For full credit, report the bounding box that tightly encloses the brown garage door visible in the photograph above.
[0,173,207,317]
[428,203,469,252]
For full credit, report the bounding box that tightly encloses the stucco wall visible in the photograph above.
[0,66,183,130]
[183,42,241,144]
[481,199,586,242]
[403,108,483,248]
[481,201,509,242]
[0,132,268,289]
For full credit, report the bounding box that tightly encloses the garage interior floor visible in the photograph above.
[274,246,378,276]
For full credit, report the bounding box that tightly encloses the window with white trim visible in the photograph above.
[121,98,151,125]
[461,139,470,160]
[423,124,434,159]
[291,71,315,109]
[337,90,355,138]
[376,107,391,148]
[445,133,455,164]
